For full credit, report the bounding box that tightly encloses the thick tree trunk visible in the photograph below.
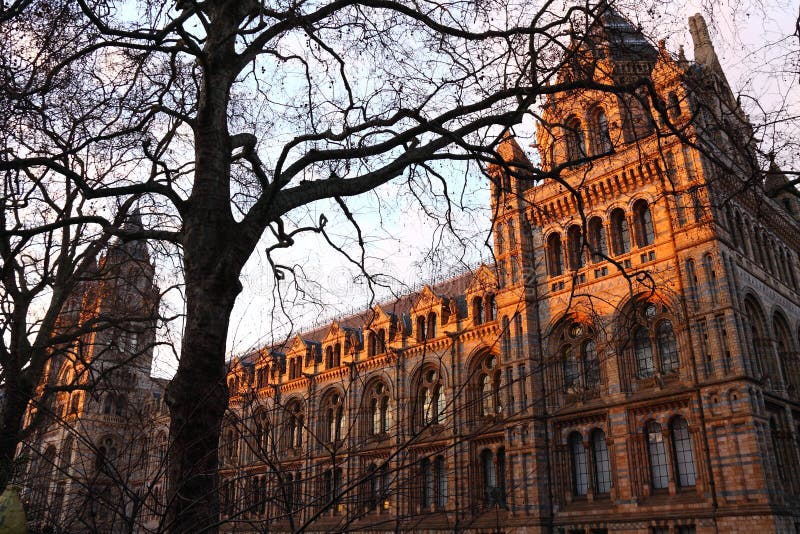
[165,261,240,533]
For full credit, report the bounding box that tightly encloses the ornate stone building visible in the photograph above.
[218,9,800,534]
[17,220,167,533]
[17,7,800,534]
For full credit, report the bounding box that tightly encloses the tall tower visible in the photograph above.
[18,222,166,533]
[490,5,800,533]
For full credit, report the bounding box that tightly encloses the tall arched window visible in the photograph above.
[588,216,607,262]
[473,297,484,325]
[556,322,598,395]
[670,417,696,487]
[702,254,719,305]
[434,456,447,508]
[421,458,433,509]
[366,381,391,436]
[566,117,586,161]
[495,223,504,255]
[427,312,437,339]
[285,401,304,450]
[685,259,699,310]
[591,429,612,494]
[646,421,669,490]
[610,208,630,255]
[416,316,426,342]
[333,343,341,367]
[634,326,655,378]
[321,392,344,443]
[368,332,377,357]
[547,233,564,276]
[481,449,496,500]
[774,314,798,392]
[325,346,334,369]
[569,432,588,496]
[255,411,270,453]
[418,368,445,427]
[668,92,681,120]
[594,108,613,154]
[744,296,774,381]
[633,200,655,247]
[476,355,501,417]
[486,294,497,321]
[567,224,585,270]
[656,321,679,374]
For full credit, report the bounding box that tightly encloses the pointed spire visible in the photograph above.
[688,14,721,71]
[765,154,790,194]
[496,131,532,168]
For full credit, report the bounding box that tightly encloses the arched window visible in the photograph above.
[421,458,434,509]
[670,417,696,487]
[255,411,270,453]
[333,343,341,367]
[495,223,504,255]
[481,449,496,501]
[565,117,586,161]
[547,233,564,276]
[368,331,377,357]
[702,254,719,305]
[427,312,437,339]
[366,381,391,436]
[744,296,775,381]
[486,294,497,321]
[656,321,679,374]
[646,421,669,490]
[473,297,484,325]
[735,212,748,257]
[569,432,588,496]
[322,392,344,443]
[588,217,607,263]
[610,208,630,255]
[633,200,655,247]
[476,355,501,417]
[556,322,598,395]
[668,91,681,120]
[103,393,114,415]
[591,429,612,494]
[634,326,655,378]
[584,339,600,389]
[325,346,334,369]
[416,316,426,342]
[774,314,798,392]
[434,456,447,508]
[685,258,699,310]
[285,401,304,450]
[567,224,585,270]
[593,107,613,154]
[418,368,445,427]
[562,345,580,392]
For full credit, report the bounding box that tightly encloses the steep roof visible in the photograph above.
[586,3,658,63]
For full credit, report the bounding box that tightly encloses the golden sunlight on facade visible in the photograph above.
[18,8,800,534]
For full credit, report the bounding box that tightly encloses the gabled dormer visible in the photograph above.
[363,305,395,357]
[465,265,499,327]
[283,335,318,378]
[410,286,448,342]
[321,321,360,369]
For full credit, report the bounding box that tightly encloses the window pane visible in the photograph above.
[592,430,612,494]
[671,418,697,487]
[570,433,588,496]
[647,422,669,489]
[634,327,655,378]
[563,346,580,391]
[584,340,600,389]
[657,321,679,373]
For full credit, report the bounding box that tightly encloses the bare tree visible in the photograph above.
[2,0,798,532]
